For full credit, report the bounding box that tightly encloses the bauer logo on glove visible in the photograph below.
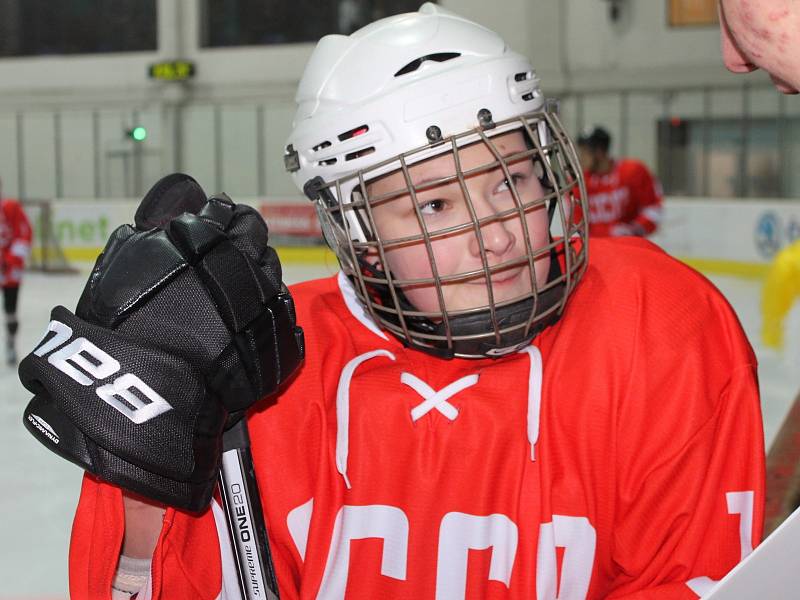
[31,317,172,424]
[18,173,304,512]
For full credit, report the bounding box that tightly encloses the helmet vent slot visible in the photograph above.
[394,52,461,77]
[338,125,370,142]
[312,141,332,152]
[345,147,376,161]
[318,158,337,166]
[515,71,532,82]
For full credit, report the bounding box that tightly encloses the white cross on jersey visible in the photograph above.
[400,372,479,422]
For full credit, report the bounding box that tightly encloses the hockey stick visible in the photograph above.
[136,173,280,599]
[220,421,280,600]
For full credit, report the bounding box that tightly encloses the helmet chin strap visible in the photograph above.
[355,244,564,359]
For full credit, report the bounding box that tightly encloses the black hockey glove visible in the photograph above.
[19,174,304,512]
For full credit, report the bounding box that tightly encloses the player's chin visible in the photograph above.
[492,281,536,307]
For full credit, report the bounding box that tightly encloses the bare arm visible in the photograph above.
[121,492,166,559]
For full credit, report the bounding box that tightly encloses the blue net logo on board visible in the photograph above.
[755,212,800,258]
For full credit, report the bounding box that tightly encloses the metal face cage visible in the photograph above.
[310,109,589,359]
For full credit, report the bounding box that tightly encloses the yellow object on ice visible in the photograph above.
[762,239,800,349]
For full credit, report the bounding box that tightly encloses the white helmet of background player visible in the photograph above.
[285,3,588,358]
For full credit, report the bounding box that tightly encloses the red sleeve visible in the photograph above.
[69,475,124,599]
[571,244,767,597]
[610,364,764,597]
[589,221,613,237]
[629,162,663,235]
[69,474,223,599]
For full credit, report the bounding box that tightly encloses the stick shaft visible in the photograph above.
[220,420,280,599]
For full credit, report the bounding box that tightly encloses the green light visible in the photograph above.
[131,126,147,142]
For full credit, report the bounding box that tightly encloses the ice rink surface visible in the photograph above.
[1,263,797,599]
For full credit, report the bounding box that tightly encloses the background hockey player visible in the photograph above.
[0,176,32,365]
[19,4,764,599]
[575,126,664,237]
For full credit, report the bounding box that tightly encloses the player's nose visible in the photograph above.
[467,194,516,258]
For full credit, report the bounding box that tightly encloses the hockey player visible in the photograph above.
[0,177,32,365]
[20,5,764,599]
[575,126,664,237]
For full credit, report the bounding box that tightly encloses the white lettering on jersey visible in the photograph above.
[297,501,597,599]
[317,505,409,599]
[436,512,518,599]
[287,498,314,561]
[537,516,596,600]
[287,490,755,600]
[285,496,753,597]
[588,187,629,224]
[726,491,754,560]
[685,489,756,595]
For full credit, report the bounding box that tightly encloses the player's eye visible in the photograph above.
[418,198,448,215]
[494,172,528,195]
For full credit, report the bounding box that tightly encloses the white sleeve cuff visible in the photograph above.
[9,240,30,259]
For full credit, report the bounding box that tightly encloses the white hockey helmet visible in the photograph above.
[285,3,588,358]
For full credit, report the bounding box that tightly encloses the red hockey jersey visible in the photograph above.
[576,159,663,237]
[0,198,32,287]
[69,237,765,599]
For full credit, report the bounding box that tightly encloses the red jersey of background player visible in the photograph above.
[580,158,663,237]
[0,197,32,287]
[69,238,765,599]
[575,127,664,237]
